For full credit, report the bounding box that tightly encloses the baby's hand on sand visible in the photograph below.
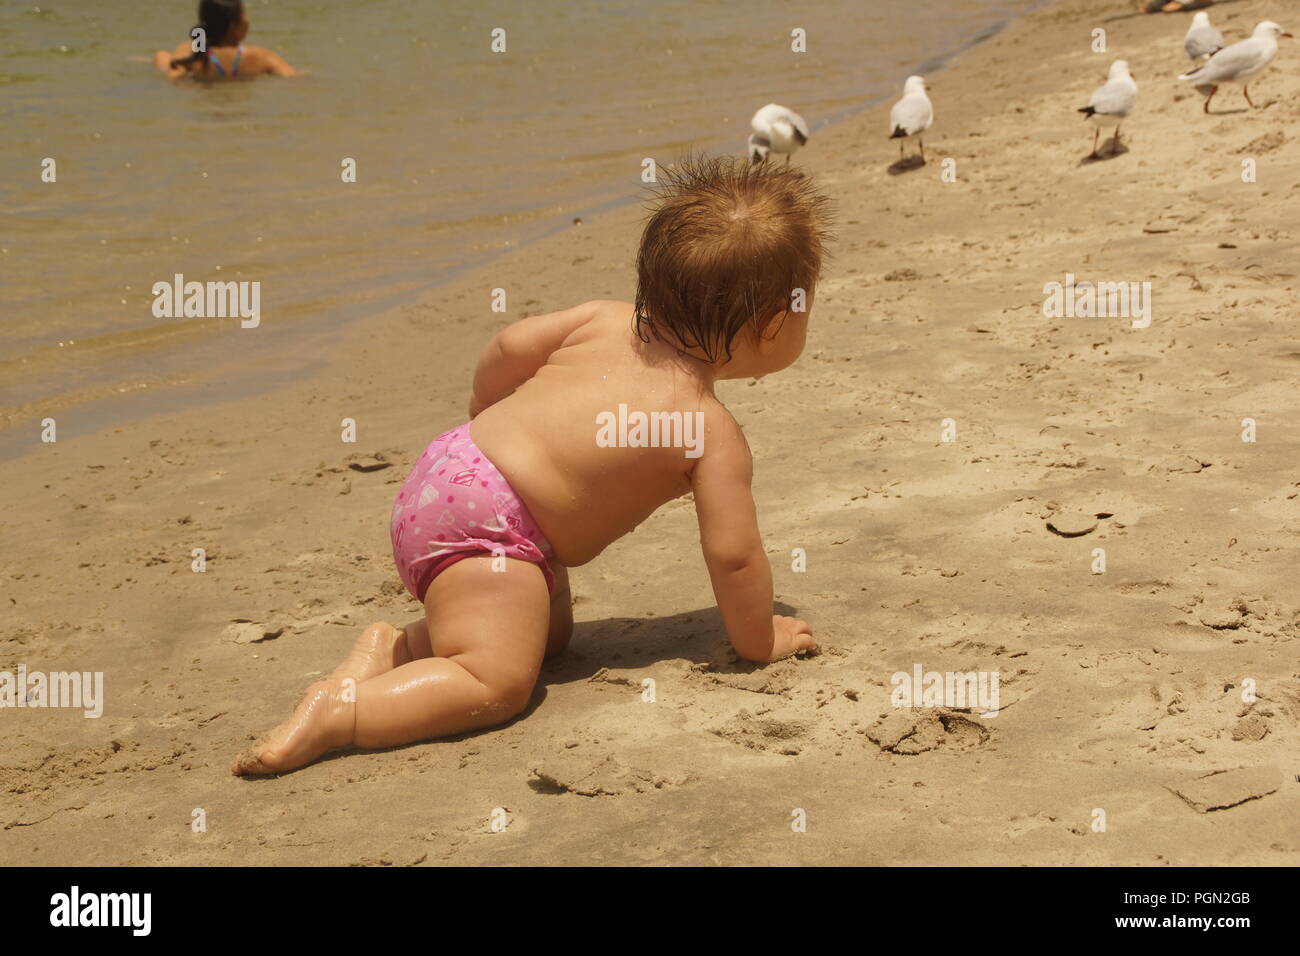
[770,615,815,661]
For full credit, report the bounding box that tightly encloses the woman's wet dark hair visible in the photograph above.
[169,0,245,73]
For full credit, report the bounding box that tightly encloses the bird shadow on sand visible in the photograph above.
[1207,106,1251,116]
[887,155,927,175]
[1080,139,1130,164]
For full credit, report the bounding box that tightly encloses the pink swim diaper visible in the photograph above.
[390,423,556,602]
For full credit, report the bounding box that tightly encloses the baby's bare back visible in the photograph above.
[471,302,723,566]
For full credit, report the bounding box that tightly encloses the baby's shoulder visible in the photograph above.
[585,299,634,314]
[696,398,748,454]
[580,299,635,330]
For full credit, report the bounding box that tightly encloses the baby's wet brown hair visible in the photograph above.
[634,153,833,364]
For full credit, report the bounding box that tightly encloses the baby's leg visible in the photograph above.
[353,556,550,746]
[327,622,416,683]
[327,565,555,682]
[232,556,549,774]
[545,565,573,658]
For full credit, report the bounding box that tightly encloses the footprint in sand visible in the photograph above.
[528,752,692,796]
[863,709,992,755]
[710,710,812,756]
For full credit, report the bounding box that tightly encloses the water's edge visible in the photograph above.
[0,0,1053,463]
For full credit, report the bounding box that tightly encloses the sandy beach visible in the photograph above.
[3,0,1298,865]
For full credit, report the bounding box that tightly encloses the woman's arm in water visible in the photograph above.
[153,42,192,78]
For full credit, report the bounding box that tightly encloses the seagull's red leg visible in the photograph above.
[1203,85,1217,113]
[918,137,925,163]
[1111,124,1121,156]
[1243,84,1254,108]
[1091,127,1099,158]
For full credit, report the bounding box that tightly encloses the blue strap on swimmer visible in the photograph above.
[207,43,243,77]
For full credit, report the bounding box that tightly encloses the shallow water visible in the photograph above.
[0,0,1045,451]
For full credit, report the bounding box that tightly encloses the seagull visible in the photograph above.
[1179,21,1292,113]
[1184,11,1225,62]
[888,75,933,162]
[1078,60,1137,158]
[748,104,809,164]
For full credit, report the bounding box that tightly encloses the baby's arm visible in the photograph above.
[691,412,815,662]
[468,301,600,417]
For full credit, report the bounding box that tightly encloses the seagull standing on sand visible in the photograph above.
[888,75,933,162]
[1179,21,1292,113]
[748,104,809,164]
[1184,11,1224,62]
[1078,60,1137,158]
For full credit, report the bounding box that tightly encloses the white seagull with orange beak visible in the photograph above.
[1179,21,1292,113]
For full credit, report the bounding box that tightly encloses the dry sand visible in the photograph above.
[2,0,1297,865]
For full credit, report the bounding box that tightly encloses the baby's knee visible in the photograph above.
[481,670,538,718]
[496,680,537,717]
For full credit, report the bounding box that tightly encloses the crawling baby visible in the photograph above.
[233,155,831,774]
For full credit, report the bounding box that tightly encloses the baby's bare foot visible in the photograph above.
[328,622,411,682]
[231,680,355,776]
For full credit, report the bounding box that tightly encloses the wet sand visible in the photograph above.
[2,0,1297,865]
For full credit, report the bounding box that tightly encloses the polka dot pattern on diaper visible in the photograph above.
[390,425,556,602]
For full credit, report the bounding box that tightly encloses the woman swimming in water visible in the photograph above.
[154,0,295,80]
